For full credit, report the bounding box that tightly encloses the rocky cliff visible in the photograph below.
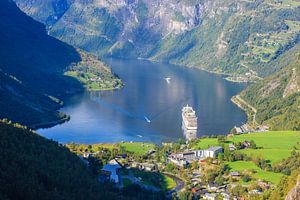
[14,0,300,78]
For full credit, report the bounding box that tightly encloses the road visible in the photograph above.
[233,95,257,125]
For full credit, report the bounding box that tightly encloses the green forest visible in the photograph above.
[241,48,300,130]
[0,120,166,200]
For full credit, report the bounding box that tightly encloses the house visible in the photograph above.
[102,159,122,183]
[116,154,127,159]
[221,192,230,200]
[83,152,96,158]
[203,193,216,200]
[257,181,270,190]
[205,146,223,158]
[131,162,139,168]
[168,146,224,166]
[139,163,156,171]
[168,157,188,167]
[147,149,156,155]
[234,126,243,134]
[242,141,251,149]
[207,183,218,191]
[230,171,240,177]
[249,189,262,195]
[229,144,236,151]
[182,151,197,160]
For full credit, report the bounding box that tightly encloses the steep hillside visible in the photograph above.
[0,120,166,200]
[0,120,111,200]
[15,0,300,80]
[239,46,300,130]
[0,0,121,128]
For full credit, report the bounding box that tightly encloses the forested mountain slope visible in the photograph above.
[0,0,120,128]
[0,0,81,127]
[0,120,165,200]
[240,45,300,130]
[15,0,300,80]
[0,120,111,200]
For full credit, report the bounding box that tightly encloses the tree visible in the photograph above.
[249,140,257,149]
[242,174,251,182]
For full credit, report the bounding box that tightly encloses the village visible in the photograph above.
[65,105,280,200]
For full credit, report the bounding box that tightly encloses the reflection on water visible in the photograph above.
[38,59,247,144]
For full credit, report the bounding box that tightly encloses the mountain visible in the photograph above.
[15,0,300,80]
[0,120,112,200]
[0,120,166,200]
[239,44,300,130]
[0,0,121,128]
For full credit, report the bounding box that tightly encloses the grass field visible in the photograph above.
[228,131,300,164]
[192,131,299,184]
[226,161,283,184]
[129,169,176,191]
[240,149,292,164]
[66,142,155,155]
[193,131,300,164]
[192,138,219,149]
[120,142,155,155]
[228,131,300,149]
[161,175,177,191]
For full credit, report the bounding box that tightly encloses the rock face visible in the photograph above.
[286,176,300,200]
[14,0,300,77]
[15,0,202,57]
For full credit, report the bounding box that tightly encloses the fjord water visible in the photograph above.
[38,59,247,144]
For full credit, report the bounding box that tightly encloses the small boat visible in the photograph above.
[144,116,151,123]
[165,77,171,84]
[137,135,143,138]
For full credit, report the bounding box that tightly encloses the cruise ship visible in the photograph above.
[182,105,198,141]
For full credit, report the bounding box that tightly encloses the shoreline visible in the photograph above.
[231,95,258,127]
[30,115,70,130]
[139,56,258,83]
[34,82,124,130]
[37,58,249,139]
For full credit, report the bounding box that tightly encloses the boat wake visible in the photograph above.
[165,77,171,84]
[144,116,151,123]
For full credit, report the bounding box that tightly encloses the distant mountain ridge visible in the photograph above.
[15,0,300,80]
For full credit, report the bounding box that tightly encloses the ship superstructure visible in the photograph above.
[182,105,197,141]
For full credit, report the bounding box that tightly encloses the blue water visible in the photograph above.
[38,59,247,144]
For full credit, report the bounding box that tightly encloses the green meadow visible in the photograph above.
[193,131,300,163]
[192,138,219,149]
[226,161,283,184]
[193,131,300,184]
[228,131,300,163]
[120,142,155,155]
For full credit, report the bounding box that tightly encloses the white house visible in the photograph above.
[102,159,122,183]
[205,146,223,158]
[203,193,216,200]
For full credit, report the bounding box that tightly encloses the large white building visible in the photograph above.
[168,146,224,166]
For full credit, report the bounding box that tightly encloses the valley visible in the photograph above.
[38,59,246,144]
[0,0,299,199]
